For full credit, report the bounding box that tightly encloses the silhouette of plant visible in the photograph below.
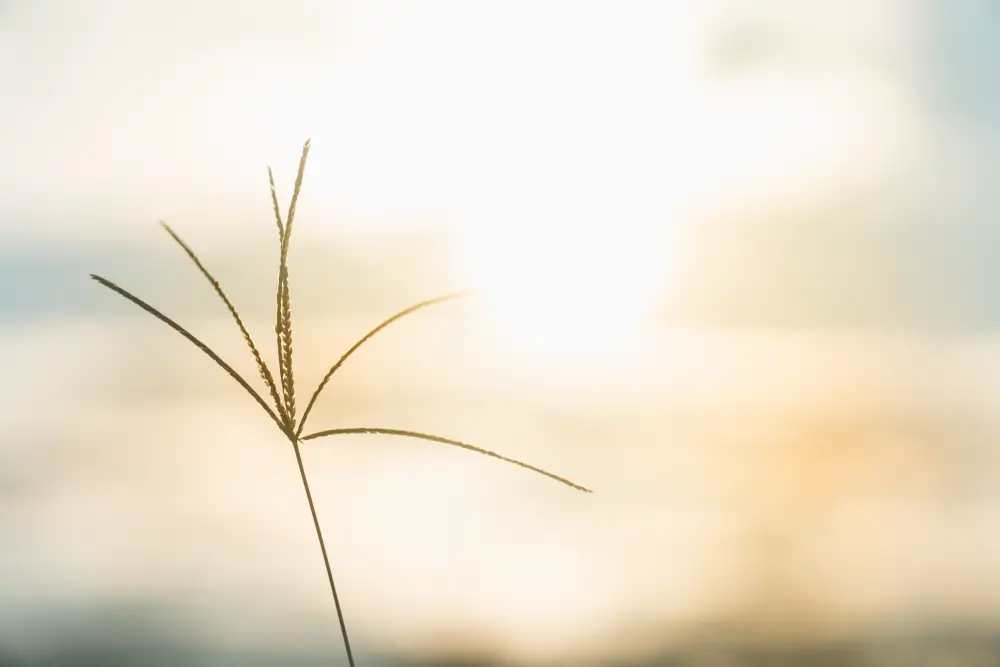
[90,139,591,667]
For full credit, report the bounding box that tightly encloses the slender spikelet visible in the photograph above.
[267,166,285,240]
[277,281,295,427]
[302,427,593,492]
[269,164,291,427]
[296,292,471,438]
[284,138,310,244]
[268,165,288,422]
[159,222,287,424]
[89,274,285,432]
[275,139,311,429]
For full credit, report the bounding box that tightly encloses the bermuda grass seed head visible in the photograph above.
[90,139,590,667]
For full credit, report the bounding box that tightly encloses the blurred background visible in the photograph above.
[4,1,1000,665]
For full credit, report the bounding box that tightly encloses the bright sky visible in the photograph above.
[0,0,922,237]
[1,0,946,351]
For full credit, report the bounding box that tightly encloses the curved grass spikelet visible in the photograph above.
[302,427,593,492]
[159,222,287,424]
[267,166,284,240]
[88,274,285,432]
[284,138,311,244]
[295,292,471,438]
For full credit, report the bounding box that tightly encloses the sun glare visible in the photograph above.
[459,198,668,358]
[238,1,914,366]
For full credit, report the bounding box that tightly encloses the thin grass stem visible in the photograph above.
[290,437,356,667]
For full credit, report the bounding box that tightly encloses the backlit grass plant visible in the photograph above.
[91,140,591,667]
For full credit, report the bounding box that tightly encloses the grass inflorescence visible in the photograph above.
[90,139,591,667]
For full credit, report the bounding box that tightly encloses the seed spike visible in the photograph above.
[301,427,592,493]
